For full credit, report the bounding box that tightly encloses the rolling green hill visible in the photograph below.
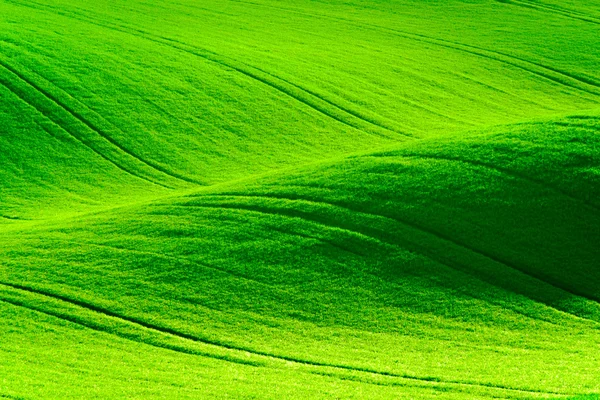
[1,0,599,398]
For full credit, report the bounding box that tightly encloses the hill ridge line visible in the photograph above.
[2,110,596,222]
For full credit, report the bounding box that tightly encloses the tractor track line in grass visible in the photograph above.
[0,64,173,190]
[0,394,27,400]
[229,0,600,98]
[371,29,600,99]
[182,198,545,291]
[28,204,564,327]
[0,216,26,221]
[97,0,600,119]
[0,296,263,368]
[0,281,567,395]
[32,232,454,312]
[403,32,600,94]
[496,0,600,25]
[263,222,367,259]
[5,0,412,140]
[17,0,599,133]
[168,202,579,328]
[242,62,410,136]
[239,192,600,310]
[40,237,276,287]
[355,23,600,97]
[0,56,202,187]
[0,60,174,189]
[200,193,600,320]
[385,153,600,213]
[128,36,408,139]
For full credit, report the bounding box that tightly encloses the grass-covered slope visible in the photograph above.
[1,0,600,398]
[2,114,600,398]
[2,0,600,218]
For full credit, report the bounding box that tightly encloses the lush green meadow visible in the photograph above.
[1,0,599,398]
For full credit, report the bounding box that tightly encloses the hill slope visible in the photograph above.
[1,0,600,398]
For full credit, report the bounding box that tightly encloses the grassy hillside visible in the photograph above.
[1,0,599,398]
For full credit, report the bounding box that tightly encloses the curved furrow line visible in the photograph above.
[0,296,262,368]
[496,0,600,25]
[242,63,411,135]
[419,35,600,90]
[178,201,398,252]
[17,216,562,349]
[133,40,409,139]
[168,47,403,138]
[114,15,414,139]
[5,0,412,140]
[178,199,586,327]
[204,193,600,313]
[46,218,441,305]
[0,215,26,221]
[554,121,600,130]
[0,64,172,189]
[263,222,366,259]
[42,237,276,287]
[394,153,600,212]
[365,24,600,96]
[450,70,551,109]
[0,282,567,395]
[161,204,413,286]
[374,28,600,97]
[0,57,204,187]
[229,0,600,97]
[181,196,508,275]
[0,394,25,400]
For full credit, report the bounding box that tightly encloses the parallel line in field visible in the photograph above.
[202,193,600,316]
[382,153,600,213]
[178,202,398,254]
[264,223,367,258]
[0,296,263,368]
[230,0,584,110]
[5,0,412,140]
[245,192,600,308]
[374,28,600,97]
[0,281,565,395]
[243,63,410,135]
[178,199,584,327]
[404,33,600,95]
[45,237,275,287]
[0,56,202,187]
[230,0,600,97]
[496,0,600,25]
[554,121,600,130]
[137,42,410,139]
[0,62,173,189]
[162,45,404,139]
[183,196,528,286]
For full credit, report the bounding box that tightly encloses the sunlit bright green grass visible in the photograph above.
[1,0,599,398]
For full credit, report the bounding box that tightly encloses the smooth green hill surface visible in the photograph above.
[1,0,599,398]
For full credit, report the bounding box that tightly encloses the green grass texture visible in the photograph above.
[1,0,599,398]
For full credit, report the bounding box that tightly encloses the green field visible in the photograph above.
[1,0,599,398]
